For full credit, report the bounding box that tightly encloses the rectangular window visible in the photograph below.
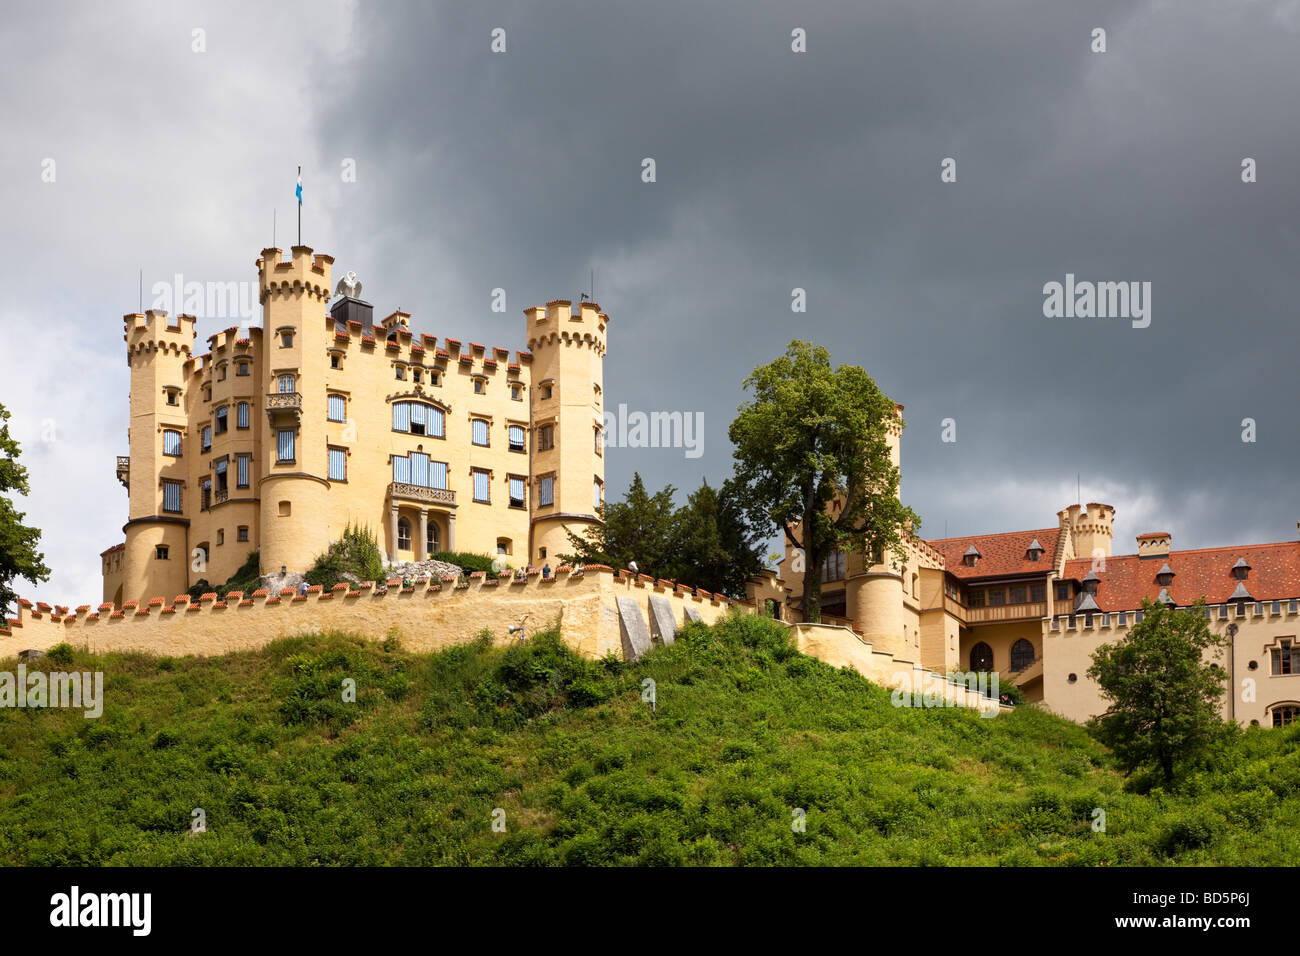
[539,424,554,450]
[411,402,428,435]
[820,550,845,583]
[281,331,293,348]
[278,374,295,393]
[968,590,985,608]
[236,454,250,488]
[508,425,525,452]
[237,402,249,429]
[472,419,489,446]
[473,379,484,394]
[215,458,228,494]
[410,452,429,487]
[393,402,411,432]
[1008,585,1027,604]
[163,430,182,456]
[201,426,212,452]
[327,394,345,422]
[393,455,411,484]
[430,461,448,490]
[237,526,249,542]
[328,447,346,481]
[162,480,182,514]
[1030,583,1046,603]
[215,406,228,434]
[1273,639,1298,676]
[217,364,226,382]
[277,429,295,462]
[1055,582,1069,601]
[594,478,602,511]
[987,588,1006,606]
[595,426,602,456]
[201,480,211,511]
[236,361,249,377]
[509,476,526,509]
[473,469,490,503]
[155,545,169,560]
[539,475,554,507]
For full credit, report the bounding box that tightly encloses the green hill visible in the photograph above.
[0,614,1296,865]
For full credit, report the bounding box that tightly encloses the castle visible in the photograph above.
[767,411,1300,729]
[55,243,1299,730]
[102,245,607,605]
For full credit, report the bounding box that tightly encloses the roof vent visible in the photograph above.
[1026,538,1044,561]
[1156,588,1176,607]
[1082,570,1100,595]
[1229,581,1253,604]
[1075,592,1101,613]
[1156,562,1175,587]
[1232,557,1251,581]
[963,545,981,567]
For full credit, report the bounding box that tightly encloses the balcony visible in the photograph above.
[265,391,302,427]
[964,601,1048,625]
[116,456,130,489]
[388,482,456,506]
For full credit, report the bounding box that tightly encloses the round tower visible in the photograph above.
[121,310,196,603]
[525,299,608,565]
[256,246,335,576]
[846,566,907,657]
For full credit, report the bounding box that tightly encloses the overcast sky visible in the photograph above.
[4,0,1299,605]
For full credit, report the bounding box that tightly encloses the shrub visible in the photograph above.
[304,525,383,590]
[428,551,497,574]
[1159,809,1223,855]
[46,643,74,666]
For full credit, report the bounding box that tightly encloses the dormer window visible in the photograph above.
[1156,588,1176,608]
[1156,562,1175,587]
[1026,538,1044,562]
[1082,571,1100,595]
[1232,557,1251,581]
[962,545,980,568]
[1229,581,1252,611]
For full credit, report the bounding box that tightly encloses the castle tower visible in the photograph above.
[846,403,907,653]
[1058,501,1115,561]
[120,310,196,603]
[525,299,608,565]
[256,246,335,575]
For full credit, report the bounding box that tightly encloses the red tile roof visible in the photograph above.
[1062,542,1300,610]
[927,528,1060,580]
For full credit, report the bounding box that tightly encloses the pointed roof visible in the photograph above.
[1075,592,1102,613]
[1229,581,1253,602]
[1157,562,1175,578]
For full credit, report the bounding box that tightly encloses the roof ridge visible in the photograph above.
[926,527,1058,544]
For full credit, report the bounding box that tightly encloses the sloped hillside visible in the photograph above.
[0,614,1296,865]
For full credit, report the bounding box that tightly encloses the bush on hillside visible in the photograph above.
[428,551,498,574]
[304,525,384,590]
[188,549,261,602]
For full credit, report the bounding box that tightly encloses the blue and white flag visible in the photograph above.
[296,169,302,205]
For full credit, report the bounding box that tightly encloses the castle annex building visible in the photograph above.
[103,246,607,604]
[770,409,1300,730]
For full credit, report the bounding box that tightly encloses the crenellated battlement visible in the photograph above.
[1047,596,1300,636]
[256,246,334,303]
[525,299,608,355]
[1,566,747,663]
[123,310,195,359]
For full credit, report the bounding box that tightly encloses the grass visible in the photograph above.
[0,613,1296,866]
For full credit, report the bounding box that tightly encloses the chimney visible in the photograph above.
[1137,532,1171,559]
[330,292,373,339]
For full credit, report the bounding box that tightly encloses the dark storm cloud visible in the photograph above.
[4,0,1299,604]
[315,0,1300,553]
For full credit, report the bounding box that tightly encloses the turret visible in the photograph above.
[255,246,334,575]
[525,299,608,564]
[120,310,196,602]
[1058,501,1115,561]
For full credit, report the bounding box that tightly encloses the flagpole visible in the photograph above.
[297,165,302,246]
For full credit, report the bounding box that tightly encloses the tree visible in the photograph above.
[728,341,918,622]
[0,402,51,617]
[1087,598,1231,785]
[671,478,765,598]
[561,473,681,577]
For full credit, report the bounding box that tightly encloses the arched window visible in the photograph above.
[427,521,440,555]
[970,642,994,672]
[397,517,411,552]
[1271,703,1299,728]
[1010,639,1035,672]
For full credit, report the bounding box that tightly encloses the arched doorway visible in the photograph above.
[970,641,994,672]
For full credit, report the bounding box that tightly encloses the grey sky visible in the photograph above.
[3,0,1298,604]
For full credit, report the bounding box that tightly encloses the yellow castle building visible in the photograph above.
[102,245,607,605]
[769,406,1300,729]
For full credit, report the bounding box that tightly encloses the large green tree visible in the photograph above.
[1087,598,1232,785]
[561,474,765,597]
[0,402,51,617]
[728,341,918,623]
